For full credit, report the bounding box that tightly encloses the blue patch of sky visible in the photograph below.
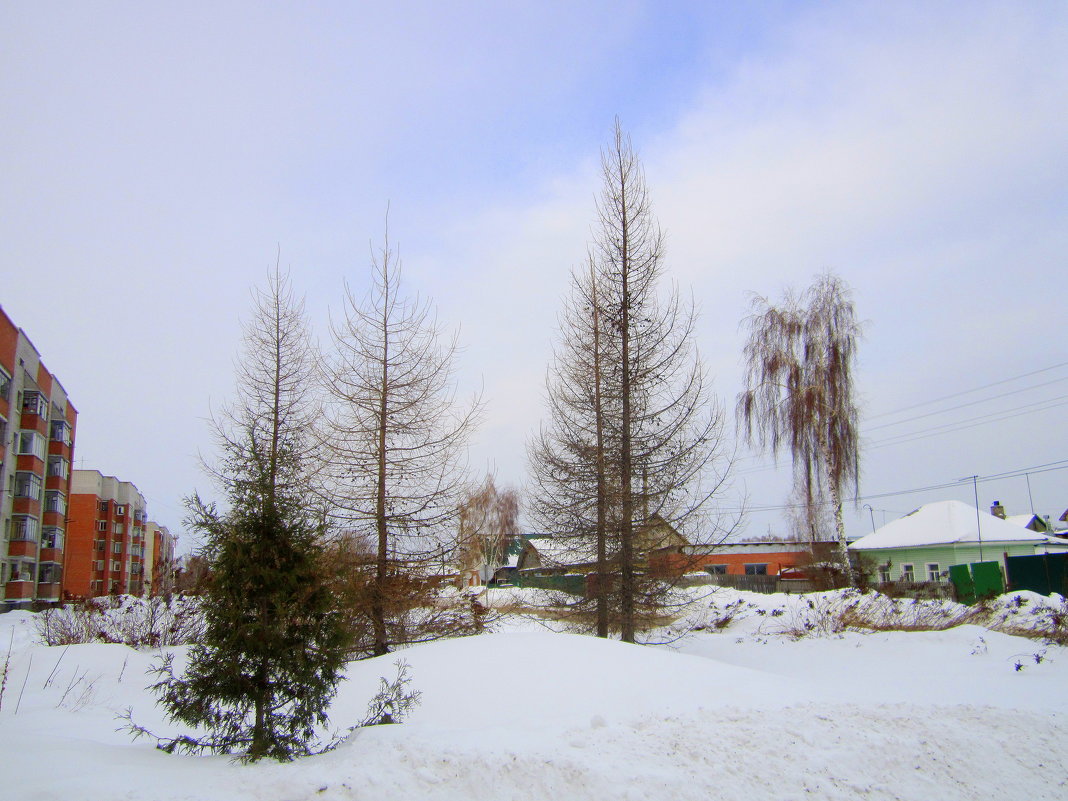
[285,2,809,225]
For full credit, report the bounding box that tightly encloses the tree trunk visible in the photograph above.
[591,261,609,639]
[373,261,391,657]
[819,433,854,587]
[618,156,636,644]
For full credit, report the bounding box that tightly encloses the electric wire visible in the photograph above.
[865,359,1068,420]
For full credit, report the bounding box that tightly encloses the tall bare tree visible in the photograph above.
[737,272,861,583]
[321,226,481,656]
[530,120,733,642]
[528,255,615,636]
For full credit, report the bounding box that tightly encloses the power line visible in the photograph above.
[865,377,1068,431]
[866,360,1068,420]
[738,461,1068,513]
[979,459,1068,481]
[866,397,1068,450]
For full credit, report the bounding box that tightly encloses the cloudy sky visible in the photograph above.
[3,1,1066,551]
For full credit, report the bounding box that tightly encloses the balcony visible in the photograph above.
[35,583,61,602]
[4,582,35,600]
[7,540,37,558]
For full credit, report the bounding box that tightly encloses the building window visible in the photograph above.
[17,431,47,460]
[114,523,124,535]
[706,564,728,575]
[112,542,123,555]
[0,367,11,401]
[94,539,105,552]
[41,527,63,549]
[44,491,66,515]
[91,580,103,594]
[744,563,769,576]
[10,516,39,542]
[38,563,61,584]
[901,563,915,582]
[49,419,72,445]
[115,505,126,517]
[7,560,36,582]
[14,471,42,500]
[99,501,109,514]
[111,560,122,572]
[21,391,46,416]
[879,564,891,583]
[927,563,941,582]
[46,455,70,479]
[96,521,108,532]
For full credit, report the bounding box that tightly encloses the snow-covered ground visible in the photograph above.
[2,589,1066,800]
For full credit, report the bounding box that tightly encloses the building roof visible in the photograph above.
[1005,513,1041,529]
[848,500,1049,551]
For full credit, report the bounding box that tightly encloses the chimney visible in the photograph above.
[990,501,1006,519]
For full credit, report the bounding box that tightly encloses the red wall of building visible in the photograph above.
[63,494,100,599]
[652,548,814,577]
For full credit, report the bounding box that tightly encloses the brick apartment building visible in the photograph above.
[65,470,152,598]
[0,306,78,608]
[146,519,177,595]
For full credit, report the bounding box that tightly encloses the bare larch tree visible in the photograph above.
[320,226,481,656]
[737,272,861,583]
[528,255,615,636]
[530,120,733,642]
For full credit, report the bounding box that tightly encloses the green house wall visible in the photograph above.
[853,541,1041,582]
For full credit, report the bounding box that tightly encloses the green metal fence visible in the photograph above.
[1005,552,1068,596]
[949,561,1005,605]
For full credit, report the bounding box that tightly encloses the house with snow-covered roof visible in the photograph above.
[848,500,1068,584]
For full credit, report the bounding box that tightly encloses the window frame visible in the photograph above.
[14,471,43,500]
[17,430,46,460]
[41,527,63,549]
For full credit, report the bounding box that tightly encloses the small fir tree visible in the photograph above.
[150,500,349,760]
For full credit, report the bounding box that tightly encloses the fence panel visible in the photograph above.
[971,561,1005,598]
[1005,552,1068,596]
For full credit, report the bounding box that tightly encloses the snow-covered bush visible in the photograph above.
[663,587,1068,645]
[34,595,204,649]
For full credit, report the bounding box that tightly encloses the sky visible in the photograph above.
[3,1,1066,553]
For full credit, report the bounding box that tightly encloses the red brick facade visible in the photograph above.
[0,306,77,607]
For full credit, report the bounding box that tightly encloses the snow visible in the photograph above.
[2,590,1067,800]
[1005,513,1041,529]
[849,500,1049,550]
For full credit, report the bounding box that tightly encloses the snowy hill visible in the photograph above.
[2,590,1067,800]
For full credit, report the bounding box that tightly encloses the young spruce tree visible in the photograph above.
[147,265,349,761]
